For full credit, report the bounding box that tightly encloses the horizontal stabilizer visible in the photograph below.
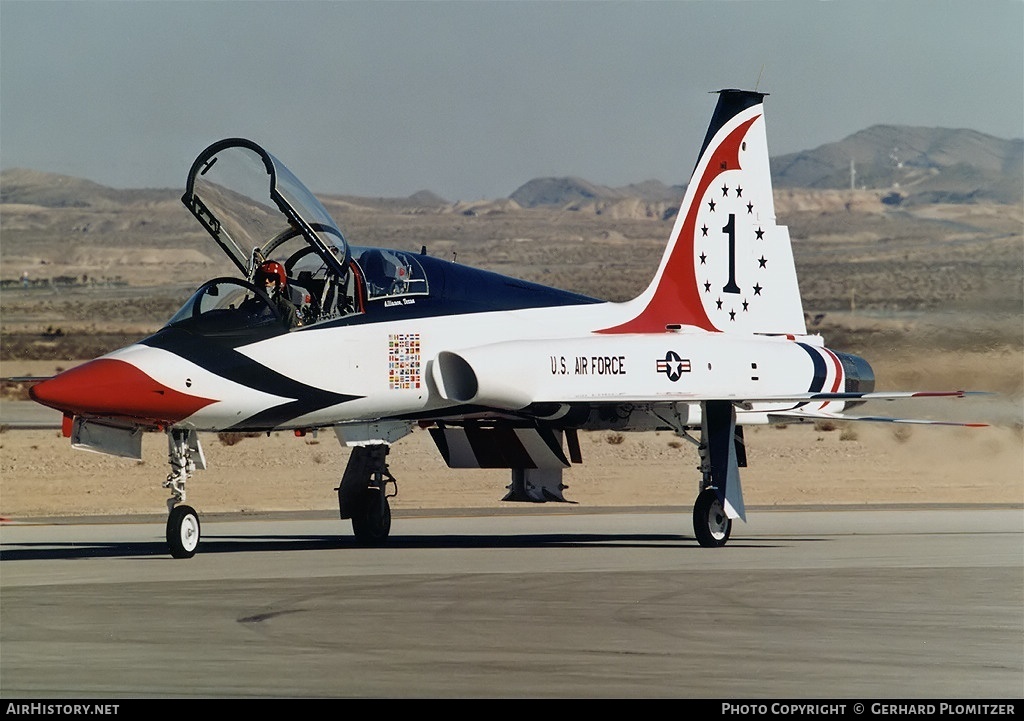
[735,389,986,405]
[770,409,989,427]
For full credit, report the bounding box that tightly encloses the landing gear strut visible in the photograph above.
[336,444,397,544]
[164,428,204,558]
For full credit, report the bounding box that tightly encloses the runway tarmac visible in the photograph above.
[1,508,1021,698]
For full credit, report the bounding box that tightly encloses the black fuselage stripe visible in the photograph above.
[141,327,359,426]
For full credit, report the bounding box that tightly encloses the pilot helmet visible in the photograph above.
[255,261,287,290]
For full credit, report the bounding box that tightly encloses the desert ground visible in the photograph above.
[1,187,1021,519]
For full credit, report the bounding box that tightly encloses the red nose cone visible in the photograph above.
[29,358,216,424]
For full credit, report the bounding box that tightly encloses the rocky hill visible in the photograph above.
[509,177,684,208]
[772,125,1023,205]
[0,168,178,209]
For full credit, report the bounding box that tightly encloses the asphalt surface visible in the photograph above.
[1,508,1021,698]
[0,400,62,429]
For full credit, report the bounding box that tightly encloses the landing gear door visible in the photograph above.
[181,138,350,281]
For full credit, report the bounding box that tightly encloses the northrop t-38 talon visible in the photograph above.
[29,90,985,557]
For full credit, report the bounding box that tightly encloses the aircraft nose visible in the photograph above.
[29,358,216,424]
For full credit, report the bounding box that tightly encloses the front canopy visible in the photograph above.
[181,138,350,281]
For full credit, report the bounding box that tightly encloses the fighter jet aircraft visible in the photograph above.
[29,89,984,557]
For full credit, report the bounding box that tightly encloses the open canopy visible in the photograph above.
[175,138,433,332]
[181,138,350,281]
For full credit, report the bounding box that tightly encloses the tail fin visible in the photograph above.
[599,89,806,335]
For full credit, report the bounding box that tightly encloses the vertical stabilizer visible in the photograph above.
[600,90,806,335]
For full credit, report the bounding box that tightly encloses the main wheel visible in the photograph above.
[693,489,731,548]
[351,489,391,545]
[167,504,201,558]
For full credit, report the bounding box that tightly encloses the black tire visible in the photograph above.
[167,504,201,558]
[693,489,731,548]
[351,489,391,545]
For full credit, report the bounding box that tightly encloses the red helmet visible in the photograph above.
[255,261,287,288]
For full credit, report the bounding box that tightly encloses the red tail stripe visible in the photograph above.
[598,115,760,334]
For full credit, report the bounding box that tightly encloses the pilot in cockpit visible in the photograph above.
[243,260,302,329]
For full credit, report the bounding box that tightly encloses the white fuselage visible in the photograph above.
[102,299,841,432]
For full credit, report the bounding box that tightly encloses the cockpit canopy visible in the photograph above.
[178,138,431,333]
[182,138,350,284]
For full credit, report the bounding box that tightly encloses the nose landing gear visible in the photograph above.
[164,428,205,558]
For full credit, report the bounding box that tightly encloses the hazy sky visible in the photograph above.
[2,0,1021,201]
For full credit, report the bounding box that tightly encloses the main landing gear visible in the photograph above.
[164,428,204,558]
[336,444,397,545]
[689,429,732,548]
[692,487,731,548]
[674,400,745,548]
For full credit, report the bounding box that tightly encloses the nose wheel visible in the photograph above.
[167,504,201,558]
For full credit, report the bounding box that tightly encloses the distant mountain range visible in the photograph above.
[2,125,1021,210]
[510,125,1022,208]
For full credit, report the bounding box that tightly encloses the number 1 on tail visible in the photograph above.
[722,213,740,294]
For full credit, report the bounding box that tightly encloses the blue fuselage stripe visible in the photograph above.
[798,343,827,393]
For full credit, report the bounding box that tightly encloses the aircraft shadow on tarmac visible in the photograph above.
[0,531,812,561]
